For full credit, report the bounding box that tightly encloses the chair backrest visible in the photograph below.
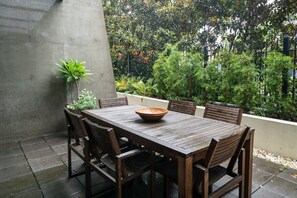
[204,126,250,170]
[167,99,196,115]
[99,97,128,108]
[203,103,243,125]
[64,107,86,140]
[83,118,129,177]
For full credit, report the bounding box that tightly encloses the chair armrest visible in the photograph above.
[194,164,208,174]
[116,149,145,160]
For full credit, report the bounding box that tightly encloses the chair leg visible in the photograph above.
[163,177,170,198]
[208,185,213,194]
[150,152,156,198]
[85,162,92,198]
[238,149,246,198]
[116,159,122,198]
[201,171,209,198]
[68,147,72,178]
[116,181,122,198]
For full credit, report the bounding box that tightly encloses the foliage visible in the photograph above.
[67,89,97,110]
[104,1,203,78]
[116,48,297,120]
[153,44,204,99]
[262,52,294,98]
[115,75,158,97]
[216,51,259,112]
[104,0,297,78]
[254,97,296,121]
[56,58,92,98]
[253,52,296,120]
[105,0,297,121]
[131,78,158,97]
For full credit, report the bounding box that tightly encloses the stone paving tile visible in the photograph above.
[51,143,67,155]
[46,137,67,147]
[28,155,64,173]
[0,162,32,182]
[213,176,241,197]
[71,160,85,174]
[25,147,57,159]
[277,167,297,184]
[251,167,275,191]
[1,132,297,198]
[0,173,39,197]
[43,132,67,141]
[0,154,27,169]
[252,187,286,198]
[69,191,86,198]
[261,175,297,197]
[0,147,23,159]
[34,164,68,185]
[0,141,20,150]
[6,187,43,198]
[40,177,84,198]
[20,137,45,146]
[253,157,284,175]
[21,141,50,153]
[76,171,107,187]
[60,152,84,167]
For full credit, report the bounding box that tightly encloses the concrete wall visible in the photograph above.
[118,93,297,160]
[0,0,116,142]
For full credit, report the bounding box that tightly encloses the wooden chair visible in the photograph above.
[203,103,243,125]
[83,118,155,198]
[99,97,128,108]
[64,107,88,178]
[154,126,251,198]
[99,96,130,144]
[64,108,129,178]
[167,99,196,115]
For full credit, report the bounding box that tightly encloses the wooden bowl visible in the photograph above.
[135,108,168,122]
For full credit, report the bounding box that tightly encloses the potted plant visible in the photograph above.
[56,58,92,101]
[67,89,98,114]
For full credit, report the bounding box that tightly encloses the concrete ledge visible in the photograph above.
[117,92,297,160]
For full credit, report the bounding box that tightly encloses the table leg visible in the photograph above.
[244,129,254,198]
[178,156,193,198]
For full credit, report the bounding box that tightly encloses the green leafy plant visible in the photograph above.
[253,52,296,120]
[262,52,294,98]
[223,52,259,112]
[57,58,92,98]
[153,44,204,99]
[131,78,158,97]
[115,75,130,92]
[67,89,97,110]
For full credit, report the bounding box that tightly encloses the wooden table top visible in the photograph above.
[83,105,245,157]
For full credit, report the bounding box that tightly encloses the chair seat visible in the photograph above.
[101,152,152,176]
[156,161,227,186]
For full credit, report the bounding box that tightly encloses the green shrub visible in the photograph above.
[153,44,204,99]
[67,89,97,110]
[254,96,296,121]
[203,51,259,112]
[262,52,294,98]
[254,52,296,120]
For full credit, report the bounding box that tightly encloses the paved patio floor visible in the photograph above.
[1,132,297,198]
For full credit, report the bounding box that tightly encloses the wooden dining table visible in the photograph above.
[82,105,254,198]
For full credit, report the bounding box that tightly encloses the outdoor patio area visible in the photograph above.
[1,131,297,198]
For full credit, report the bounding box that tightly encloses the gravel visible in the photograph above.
[254,148,297,170]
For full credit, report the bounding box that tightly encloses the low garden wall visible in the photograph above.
[117,92,297,160]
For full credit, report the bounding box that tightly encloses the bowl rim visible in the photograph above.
[135,107,168,116]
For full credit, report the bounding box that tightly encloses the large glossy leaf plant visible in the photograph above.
[56,58,92,99]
